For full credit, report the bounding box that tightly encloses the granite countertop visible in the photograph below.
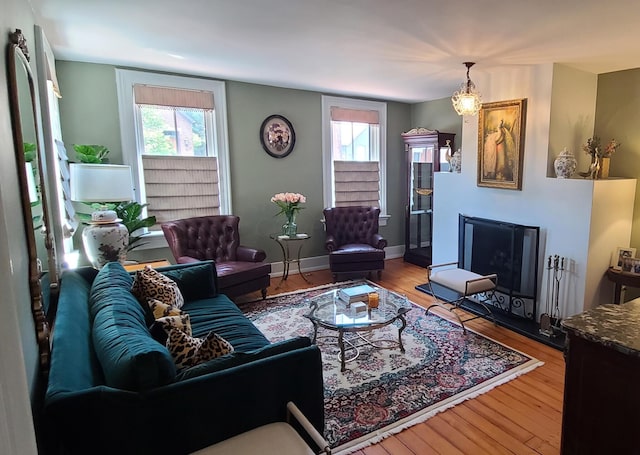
[561,299,640,357]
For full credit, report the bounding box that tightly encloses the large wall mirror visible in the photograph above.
[7,29,57,374]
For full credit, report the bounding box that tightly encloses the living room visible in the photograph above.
[3,1,640,454]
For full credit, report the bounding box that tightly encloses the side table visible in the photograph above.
[123,259,171,272]
[270,233,311,288]
[605,267,640,304]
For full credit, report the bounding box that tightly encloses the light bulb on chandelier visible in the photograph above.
[452,62,482,116]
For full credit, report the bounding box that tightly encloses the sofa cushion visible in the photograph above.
[132,265,185,309]
[160,261,218,300]
[176,336,311,381]
[90,262,176,390]
[167,329,234,370]
[182,296,270,352]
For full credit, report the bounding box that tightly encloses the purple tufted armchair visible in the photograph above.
[323,206,387,282]
[161,215,271,299]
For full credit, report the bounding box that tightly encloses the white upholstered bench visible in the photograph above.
[191,402,331,455]
[426,261,497,333]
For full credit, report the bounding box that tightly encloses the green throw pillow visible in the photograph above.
[160,261,218,300]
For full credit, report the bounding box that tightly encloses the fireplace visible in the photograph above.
[458,214,540,321]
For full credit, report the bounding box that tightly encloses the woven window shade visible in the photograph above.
[134,84,214,111]
[142,155,219,224]
[330,107,379,124]
[334,160,380,207]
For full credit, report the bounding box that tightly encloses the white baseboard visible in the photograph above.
[270,244,405,277]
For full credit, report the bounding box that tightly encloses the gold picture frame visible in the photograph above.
[477,98,527,190]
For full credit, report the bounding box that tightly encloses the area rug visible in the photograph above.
[242,281,543,454]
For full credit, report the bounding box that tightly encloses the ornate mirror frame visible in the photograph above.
[7,29,54,374]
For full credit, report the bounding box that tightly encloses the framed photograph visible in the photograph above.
[477,98,527,190]
[622,257,640,274]
[612,246,636,271]
[259,115,296,158]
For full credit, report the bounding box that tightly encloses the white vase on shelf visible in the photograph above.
[450,148,462,173]
[554,147,577,179]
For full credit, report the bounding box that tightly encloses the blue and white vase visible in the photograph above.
[450,148,462,173]
[82,210,129,269]
[554,147,577,179]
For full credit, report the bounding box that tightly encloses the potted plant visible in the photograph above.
[73,144,110,163]
[114,201,157,251]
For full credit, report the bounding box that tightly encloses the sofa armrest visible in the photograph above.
[237,245,267,262]
[371,233,387,250]
[325,235,337,252]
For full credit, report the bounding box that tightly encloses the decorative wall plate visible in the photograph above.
[260,114,296,158]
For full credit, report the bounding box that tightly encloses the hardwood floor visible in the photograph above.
[246,258,564,455]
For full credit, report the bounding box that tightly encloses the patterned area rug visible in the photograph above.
[242,281,543,454]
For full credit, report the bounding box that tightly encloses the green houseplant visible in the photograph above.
[114,201,157,251]
[73,144,110,163]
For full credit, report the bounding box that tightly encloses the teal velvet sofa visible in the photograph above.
[44,261,324,455]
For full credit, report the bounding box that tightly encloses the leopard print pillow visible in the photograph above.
[132,266,184,309]
[167,329,234,370]
[155,314,192,337]
[147,299,182,319]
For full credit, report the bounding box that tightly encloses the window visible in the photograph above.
[321,96,387,222]
[116,70,231,232]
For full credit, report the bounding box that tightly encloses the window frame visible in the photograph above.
[321,95,387,224]
[116,69,232,218]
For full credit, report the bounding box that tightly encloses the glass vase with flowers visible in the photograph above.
[271,192,306,236]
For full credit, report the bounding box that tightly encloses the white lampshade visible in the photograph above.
[70,163,134,202]
[25,162,38,203]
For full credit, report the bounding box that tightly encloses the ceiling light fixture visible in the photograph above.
[451,62,482,116]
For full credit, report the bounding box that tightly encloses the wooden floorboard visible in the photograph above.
[245,258,564,454]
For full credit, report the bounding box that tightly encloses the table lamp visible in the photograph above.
[70,163,134,269]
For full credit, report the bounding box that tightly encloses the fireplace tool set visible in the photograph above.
[540,254,565,337]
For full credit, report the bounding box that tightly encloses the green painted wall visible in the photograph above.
[548,64,597,175]
[410,97,462,150]
[57,62,123,163]
[596,68,640,249]
[56,61,412,262]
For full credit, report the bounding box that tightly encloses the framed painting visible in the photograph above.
[477,98,527,190]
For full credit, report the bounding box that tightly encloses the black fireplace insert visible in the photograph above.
[458,214,540,321]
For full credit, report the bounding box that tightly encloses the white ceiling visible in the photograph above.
[31,0,640,103]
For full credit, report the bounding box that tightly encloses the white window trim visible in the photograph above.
[321,95,388,225]
[115,69,232,215]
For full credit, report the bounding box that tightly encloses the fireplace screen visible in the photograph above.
[458,214,539,320]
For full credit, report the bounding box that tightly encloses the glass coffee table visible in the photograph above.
[304,286,412,372]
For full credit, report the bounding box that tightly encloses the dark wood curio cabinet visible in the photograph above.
[401,129,455,268]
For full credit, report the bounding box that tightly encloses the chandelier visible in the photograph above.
[451,62,482,116]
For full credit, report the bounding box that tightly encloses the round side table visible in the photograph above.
[270,233,312,288]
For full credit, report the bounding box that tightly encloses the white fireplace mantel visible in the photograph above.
[433,174,637,319]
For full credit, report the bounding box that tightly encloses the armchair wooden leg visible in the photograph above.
[377,270,382,280]
[261,288,267,300]
[332,273,337,283]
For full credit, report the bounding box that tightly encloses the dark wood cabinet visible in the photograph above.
[561,303,640,454]
[401,129,455,267]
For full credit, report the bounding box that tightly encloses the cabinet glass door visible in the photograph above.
[407,143,434,266]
